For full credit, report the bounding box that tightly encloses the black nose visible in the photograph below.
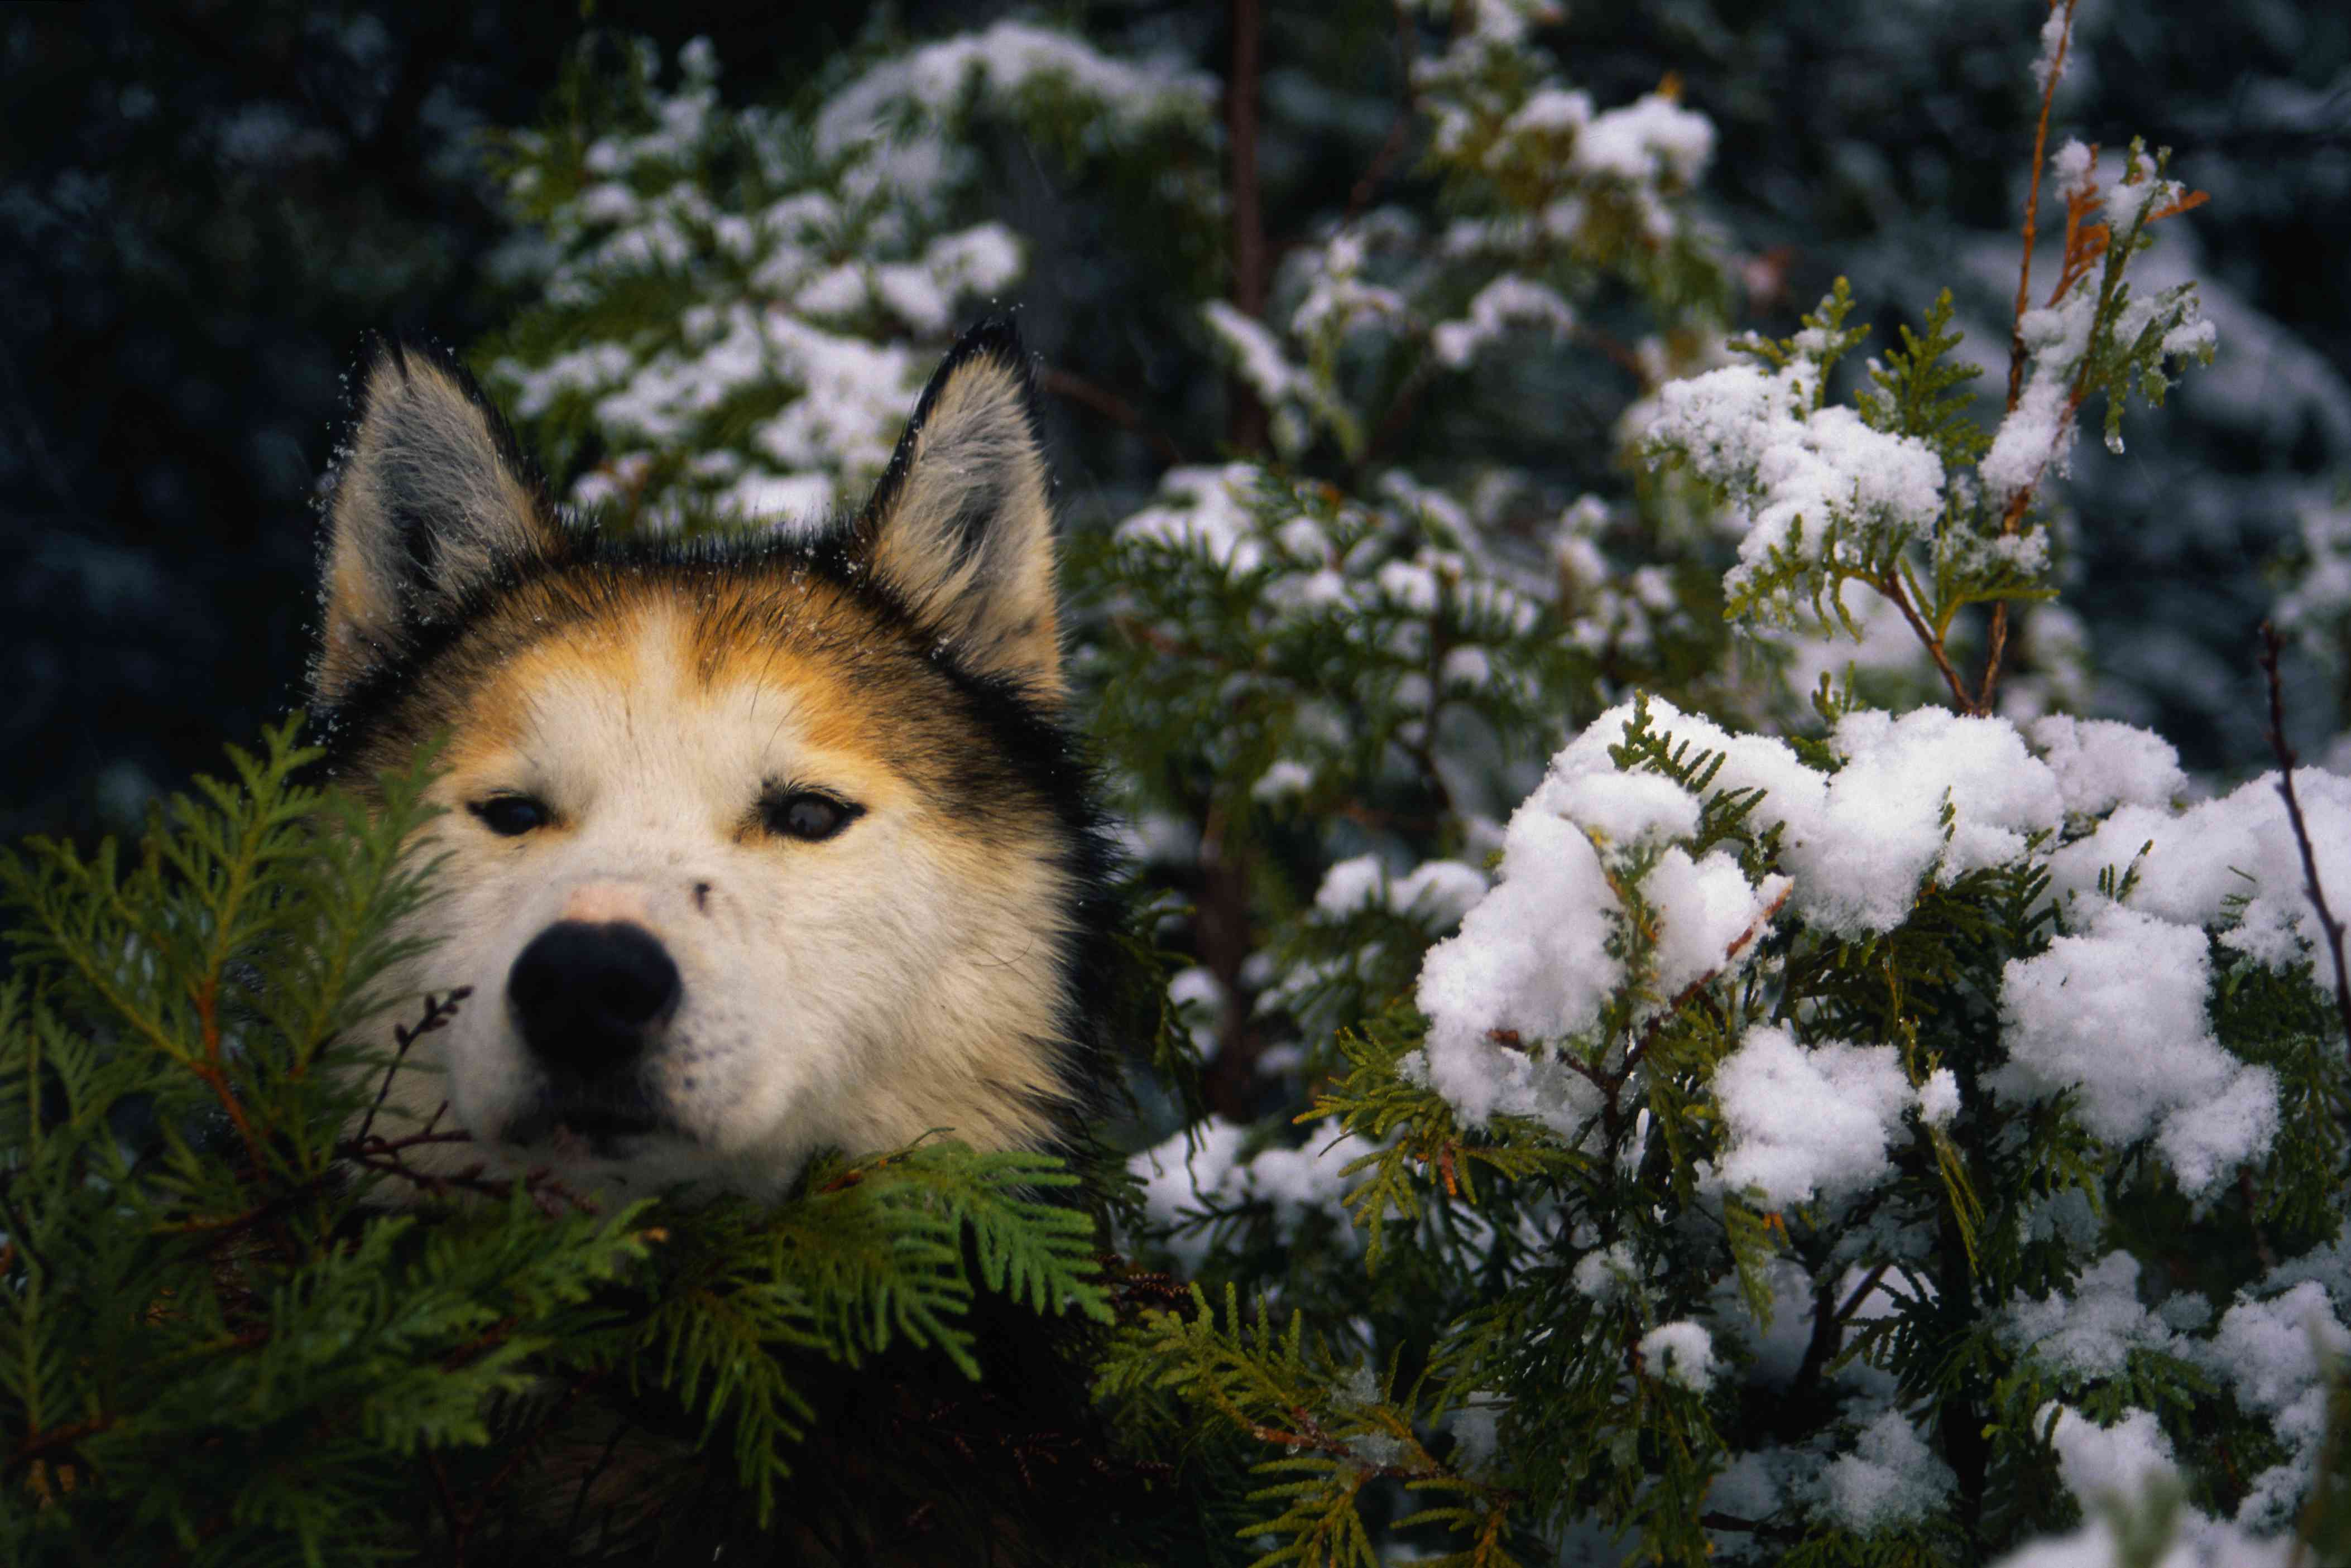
[507,921,681,1074]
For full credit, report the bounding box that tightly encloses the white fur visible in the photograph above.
[366,612,1073,1201]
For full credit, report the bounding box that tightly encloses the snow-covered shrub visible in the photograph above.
[482,27,1213,533]
[451,8,2351,1565]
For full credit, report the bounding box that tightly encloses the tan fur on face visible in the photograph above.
[353,567,1079,1199]
[320,326,1090,1200]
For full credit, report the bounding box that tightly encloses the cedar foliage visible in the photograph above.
[0,724,1119,1564]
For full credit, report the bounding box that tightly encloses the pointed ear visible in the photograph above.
[313,338,560,705]
[858,319,1062,697]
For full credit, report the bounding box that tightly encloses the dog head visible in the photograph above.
[313,324,1110,1199]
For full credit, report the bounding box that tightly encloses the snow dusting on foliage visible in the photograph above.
[1645,351,1947,617]
[1637,1321,1717,1392]
[1410,704,1787,1138]
[2047,763,2351,968]
[477,17,2351,1566]
[487,31,1208,532]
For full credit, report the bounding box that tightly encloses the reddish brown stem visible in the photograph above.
[2005,0,2077,412]
[1980,0,2080,718]
[1036,367,1184,465]
[1879,573,1979,713]
[1223,0,1269,452]
[2258,623,2351,1060]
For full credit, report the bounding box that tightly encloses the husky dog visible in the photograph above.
[314,325,1145,1561]
[315,321,1116,1201]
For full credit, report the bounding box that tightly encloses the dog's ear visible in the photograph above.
[314,339,560,705]
[858,320,1062,698]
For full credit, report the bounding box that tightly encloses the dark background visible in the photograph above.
[5,0,2347,838]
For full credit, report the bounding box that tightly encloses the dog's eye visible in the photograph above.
[471,795,551,836]
[762,790,862,843]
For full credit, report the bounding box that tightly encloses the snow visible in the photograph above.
[1572,1242,1638,1302]
[1570,93,1716,189]
[2045,1406,2178,1508]
[1202,300,1307,410]
[1116,464,1268,570]
[1252,759,1314,802]
[2027,714,2186,816]
[2199,1282,2349,1529]
[1917,1067,1961,1128]
[1127,1119,1380,1270]
[1820,1408,1955,1532]
[1409,710,1788,1137]
[2052,138,2096,196]
[1644,357,1947,618]
[1637,1321,1716,1391]
[1288,232,1407,342]
[2277,498,2351,649]
[713,470,832,529]
[1709,1027,1916,1209]
[1504,88,1592,137]
[2031,6,2075,95]
[1432,275,1576,369]
[812,21,1213,161]
[1993,906,2278,1194]
[1314,855,1488,927]
[2003,1253,2178,1381]
[2046,764,2351,971]
[1803,708,2062,932]
[1979,286,2099,511]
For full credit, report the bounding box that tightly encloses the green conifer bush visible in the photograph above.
[0,725,1115,1562]
[12,4,2351,1565]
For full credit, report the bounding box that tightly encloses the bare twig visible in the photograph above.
[1342,3,1419,222]
[1980,0,2079,719]
[1224,0,1269,452]
[1878,572,1979,713]
[2005,0,2079,412]
[2258,622,2351,1057]
[356,987,473,1150]
[1036,367,1185,465]
[1834,1261,1893,1325]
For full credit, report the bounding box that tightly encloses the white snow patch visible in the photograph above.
[1993,905,2277,1193]
[1821,1408,1955,1533]
[1709,1026,1916,1208]
[1637,1321,1716,1391]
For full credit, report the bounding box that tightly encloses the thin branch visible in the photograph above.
[1342,3,1419,222]
[356,988,472,1150]
[1834,1261,1893,1325]
[1878,571,1979,713]
[1036,367,1185,465]
[2006,0,2079,412]
[1983,0,2080,718]
[1223,0,1270,452]
[2259,622,2351,1057]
